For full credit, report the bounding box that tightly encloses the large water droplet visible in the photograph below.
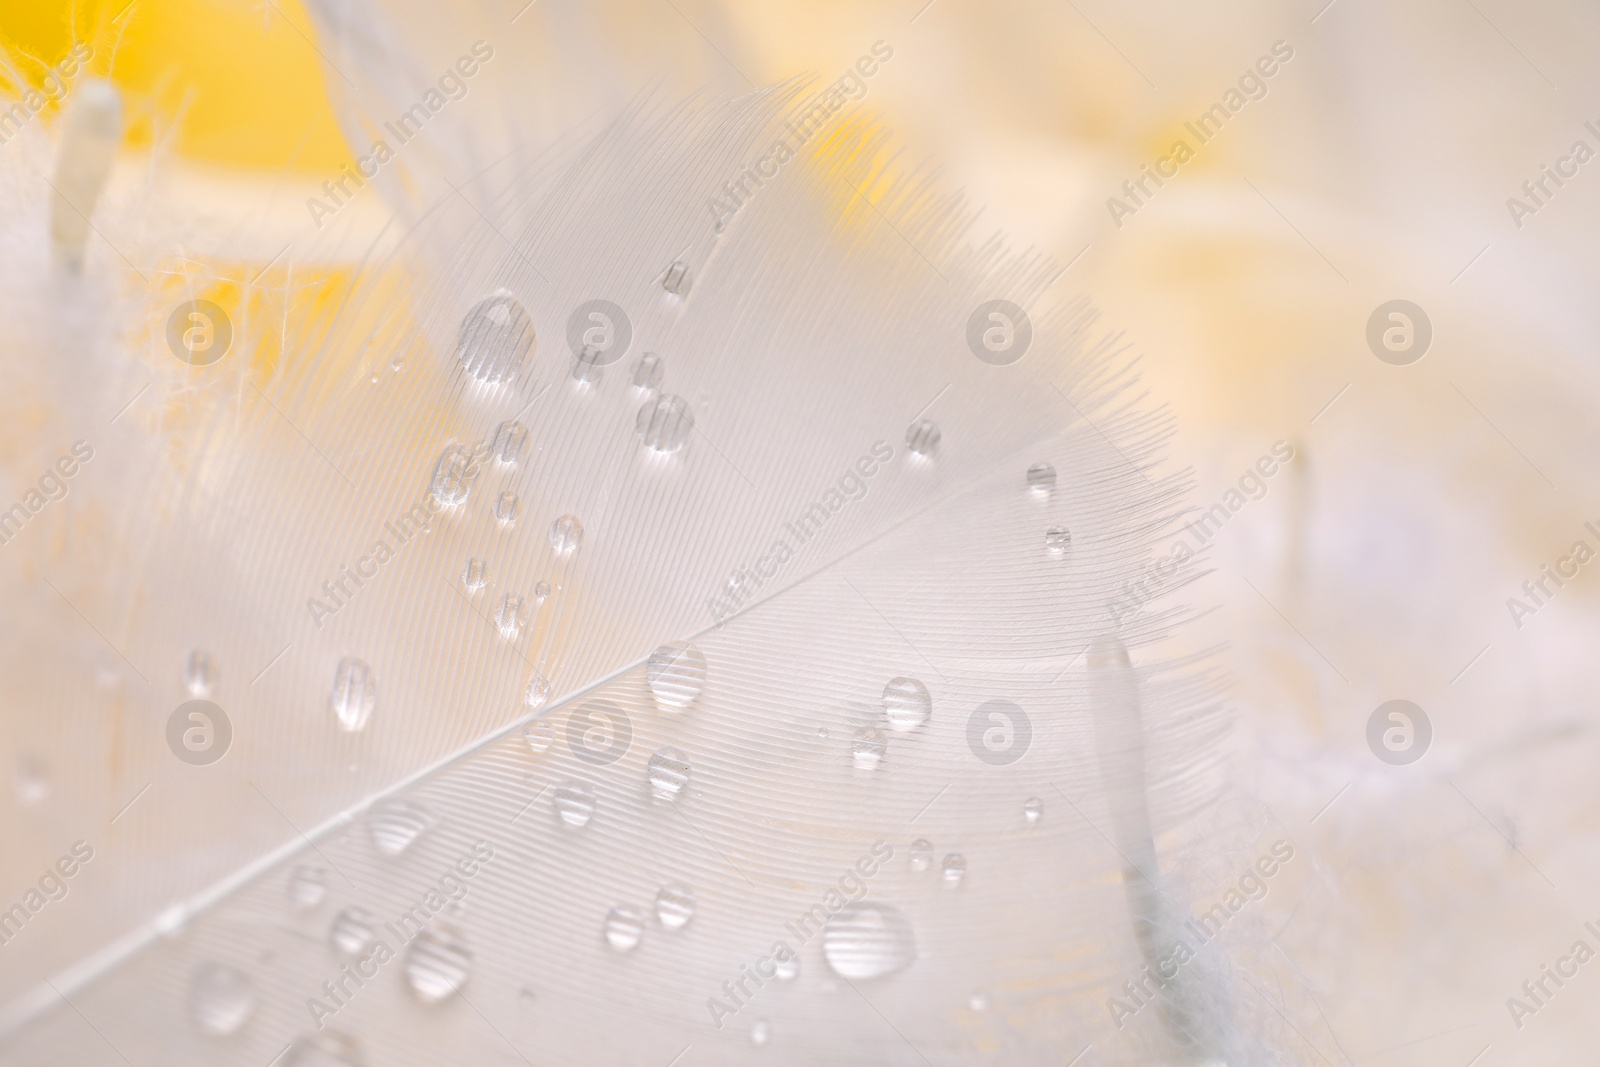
[330,657,375,732]
[404,926,472,1003]
[647,642,706,708]
[553,781,597,828]
[430,443,481,507]
[523,674,551,709]
[492,420,527,465]
[462,557,488,591]
[942,854,967,887]
[1024,796,1043,824]
[496,594,526,639]
[909,839,933,872]
[185,649,217,698]
[14,757,47,806]
[655,884,696,930]
[604,906,645,952]
[329,907,376,955]
[189,962,256,1036]
[494,491,519,524]
[550,514,583,554]
[851,728,886,770]
[631,352,663,390]
[369,801,431,856]
[662,260,691,296]
[283,1031,365,1067]
[822,903,916,979]
[647,748,691,801]
[287,866,327,911]
[1045,526,1071,553]
[882,677,931,732]
[458,291,534,385]
[636,394,694,453]
[906,419,940,456]
[524,720,554,751]
[1026,462,1055,494]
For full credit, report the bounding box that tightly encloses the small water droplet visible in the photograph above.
[647,642,706,708]
[604,905,646,952]
[969,990,991,1011]
[184,649,217,698]
[14,757,47,805]
[287,866,327,910]
[817,727,829,740]
[655,884,696,930]
[906,419,940,456]
[430,443,481,507]
[368,801,431,856]
[553,781,597,828]
[369,372,379,384]
[523,675,551,709]
[882,677,931,732]
[774,954,799,981]
[822,903,917,979]
[646,748,691,801]
[572,344,606,385]
[662,260,691,296]
[636,394,694,453]
[494,491,519,524]
[462,558,488,591]
[942,854,967,887]
[189,962,256,1036]
[458,291,534,385]
[631,352,663,390]
[492,420,528,465]
[329,907,376,955]
[1024,797,1043,823]
[1046,526,1071,553]
[534,579,552,600]
[496,594,526,639]
[524,720,554,751]
[549,514,583,554]
[330,656,375,732]
[404,925,472,1003]
[1026,462,1056,494]
[909,839,933,872]
[851,727,886,770]
[751,1018,770,1046]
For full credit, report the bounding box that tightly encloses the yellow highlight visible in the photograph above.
[0,0,354,170]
